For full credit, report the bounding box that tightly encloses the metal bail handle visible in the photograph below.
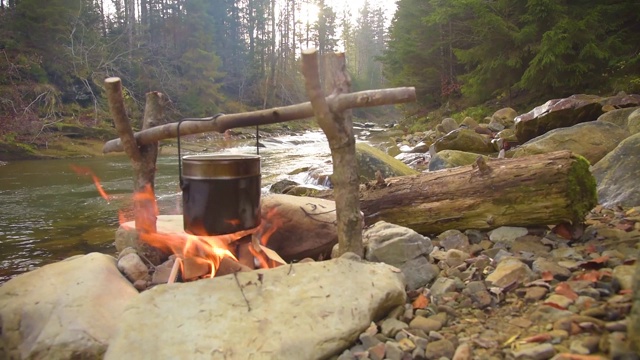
[177,113,224,188]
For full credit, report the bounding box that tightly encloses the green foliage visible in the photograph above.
[451,105,492,123]
[384,0,640,110]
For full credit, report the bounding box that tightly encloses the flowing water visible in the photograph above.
[0,131,334,284]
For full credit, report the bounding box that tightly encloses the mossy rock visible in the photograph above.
[53,123,117,141]
[512,121,629,165]
[356,142,419,182]
[0,141,39,161]
[597,106,639,131]
[431,128,495,154]
[429,150,488,171]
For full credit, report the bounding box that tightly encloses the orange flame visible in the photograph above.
[76,165,281,280]
[70,165,111,201]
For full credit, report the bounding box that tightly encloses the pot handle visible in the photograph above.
[177,113,225,187]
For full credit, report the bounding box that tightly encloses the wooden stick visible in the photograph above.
[104,77,142,162]
[102,87,416,153]
[167,257,182,284]
[301,49,363,257]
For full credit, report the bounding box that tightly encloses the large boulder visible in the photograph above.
[0,253,138,360]
[629,108,640,135]
[431,128,495,154]
[597,106,640,134]
[355,142,419,182]
[260,194,338,262]
[105,257,406,359]
[514,93,640,143]
[591,133,640,207]
[428,150,488,171]
[511,121,629,165]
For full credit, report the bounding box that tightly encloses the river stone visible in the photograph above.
[441,118,458,134]
[401,256,439,291]
[269,179,300,194]
[488,226,528,245]
[486,257,534,288]
[597,106,640,133]
[461,117,479,130]
[115,215,179,262]
[612,264,635,290]
[431,128,495,154]
[355,142,419,182]
[514,93,640,143]
[491,107,518,128]
[281,184,324,197]
[629,108,640,135]
[105,257,406,360]
[363,221,433,267]
[592,133,640,207]
[117,252,150,283]
[511,121,629,165]
[428,150,488,171]
[0,253,138,360]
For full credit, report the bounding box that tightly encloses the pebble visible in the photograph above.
[452,342,472,360]
[425,339,455,360]
[430,277,458,297]
[334,206,638,360]
[385,341,405,360]
[488,226,528,244]
[512,343,556,360]
[381,318,409,338]
[445,249,470,267]
[409,316,443,333]
[532,258,572,280]
[437,229,470,251]
[485,257,534,288]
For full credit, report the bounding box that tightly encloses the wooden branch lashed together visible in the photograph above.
[301,49,364,257]
[103,52,417,263]
[102,86,416,153]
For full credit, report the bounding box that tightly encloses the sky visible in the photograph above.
[327,0,397,20]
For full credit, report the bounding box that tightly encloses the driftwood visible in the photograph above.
[102,87,416,153]
[301,49,363,257]
[316,151,597,235]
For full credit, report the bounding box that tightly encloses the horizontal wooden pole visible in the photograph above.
[103,87,416,153]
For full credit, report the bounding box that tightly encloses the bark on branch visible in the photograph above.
[102,87,416,153]
[105,77,167,264]
[301,49,363,257]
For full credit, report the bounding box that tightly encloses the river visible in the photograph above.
[0,131,335,284]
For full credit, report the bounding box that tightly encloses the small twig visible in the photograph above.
[234,272,252,312]
[137,253,157,270]
[167,257,182,284]
[287,263,294,275]
[300,206,337,224]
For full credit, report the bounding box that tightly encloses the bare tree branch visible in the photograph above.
[102,86,416,153]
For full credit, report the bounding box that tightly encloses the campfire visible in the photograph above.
[72,164,286,286]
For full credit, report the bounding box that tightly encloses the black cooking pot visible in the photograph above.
[180,154,261,235]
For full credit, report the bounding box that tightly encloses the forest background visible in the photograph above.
[0,0,639,151]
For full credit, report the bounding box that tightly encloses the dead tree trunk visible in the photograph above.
[301,49,363,257]
[317,151,597,235]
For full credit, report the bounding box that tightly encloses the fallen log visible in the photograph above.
[316,151,597,235]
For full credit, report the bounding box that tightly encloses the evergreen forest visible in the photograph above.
[1,0,639,148]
